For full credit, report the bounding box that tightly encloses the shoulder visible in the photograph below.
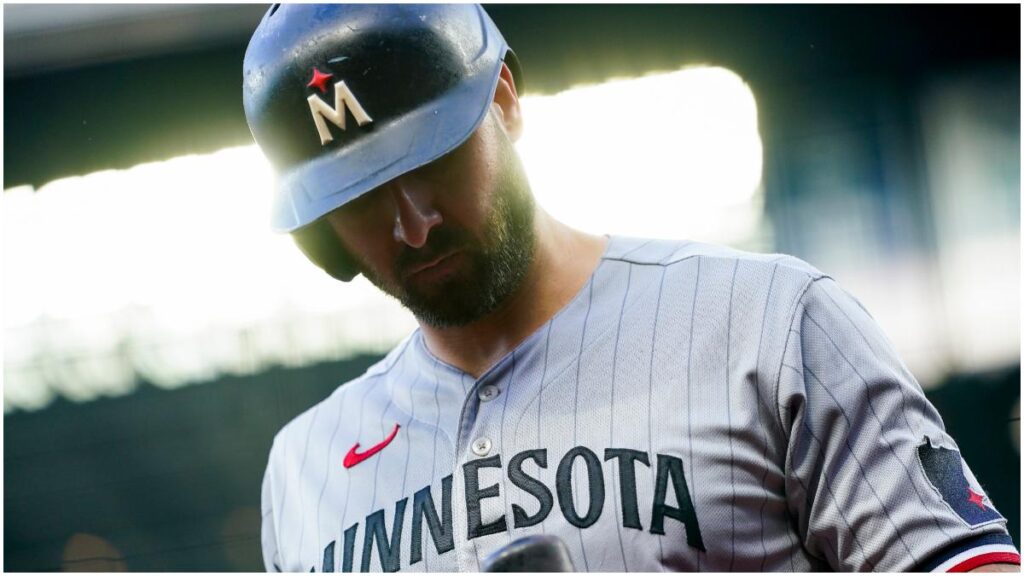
[266,332,418,462]
[603,235,829,292]
[605,235,822,275]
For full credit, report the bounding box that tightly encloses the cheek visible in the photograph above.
[441,152,501,229]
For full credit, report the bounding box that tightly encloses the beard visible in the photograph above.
[357,136,537,328]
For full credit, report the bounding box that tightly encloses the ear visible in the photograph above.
[491,62,523,141]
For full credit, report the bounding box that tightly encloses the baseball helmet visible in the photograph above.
[243,3,523,281]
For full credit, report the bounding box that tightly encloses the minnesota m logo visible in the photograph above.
[307,80,373,146]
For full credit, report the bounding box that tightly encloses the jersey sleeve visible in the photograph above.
[261,445,283,572]
[777,276,1019,572]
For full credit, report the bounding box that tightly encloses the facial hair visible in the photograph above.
[359,135,537,328]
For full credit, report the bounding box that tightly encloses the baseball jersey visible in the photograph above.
[261,235,1019,572]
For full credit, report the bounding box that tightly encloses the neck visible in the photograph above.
[418,210,607,378]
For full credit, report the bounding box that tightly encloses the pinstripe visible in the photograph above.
[369,398,396,513]
[782,504,798,565]
[344,359,403,533]
[783,364,876,571]
[609,264,633,570]
[799,362,917,564]
[805,305,952,538]
[818,287,918,433]
[753,263,784,570]
[415,357,442,572]
[770,275,821,572]
[270,366,288,518]
[273,437,289,566]
[430,356,441,482]
[294,404,322,560]
[725,260,738,571]
[372,336,415,506]
[647,266,668,565]
[399,371,425,564]
[686,257,702,570]
[571,279,595,571]
[282,338,403,570]
[814,288,952,539]
[500,271,621,435]
[538,322,551,535]
[399,373,421,497]
[457,369,472,568]
[499,351,517,543]
[382,336,421,506]
[314,386,350,557]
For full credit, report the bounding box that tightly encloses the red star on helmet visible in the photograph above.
[307,68,334,94]
[967,487,987,510]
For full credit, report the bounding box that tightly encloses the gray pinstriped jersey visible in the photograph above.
[261,236,1017,572]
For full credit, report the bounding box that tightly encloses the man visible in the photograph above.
[243,4,1019,572]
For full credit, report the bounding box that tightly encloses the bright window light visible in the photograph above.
[3,66,765,411]
[519,66,764,244]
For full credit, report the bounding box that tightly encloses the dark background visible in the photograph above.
[4,4,1020,571]
[5,5,1018,190]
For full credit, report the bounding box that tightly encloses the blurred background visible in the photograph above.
[3,4,1019,571]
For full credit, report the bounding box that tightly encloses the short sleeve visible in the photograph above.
[261,450,283,572]
[778,277,1019,572]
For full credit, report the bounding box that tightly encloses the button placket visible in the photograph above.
[470,382,499,457]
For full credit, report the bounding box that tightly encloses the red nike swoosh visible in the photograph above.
[343,423,400,469]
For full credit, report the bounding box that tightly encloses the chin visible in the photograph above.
[403,268,502,328]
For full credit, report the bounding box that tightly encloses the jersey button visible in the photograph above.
[478,385,500,402]
[471,437,492,457]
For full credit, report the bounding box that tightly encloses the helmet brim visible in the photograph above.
[271,52,509,233]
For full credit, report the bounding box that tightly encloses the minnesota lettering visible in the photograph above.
[312,446,704,572]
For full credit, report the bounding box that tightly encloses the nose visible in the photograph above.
[390,178,442,248]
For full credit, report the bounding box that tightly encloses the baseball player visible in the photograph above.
[243,5,1020,572]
